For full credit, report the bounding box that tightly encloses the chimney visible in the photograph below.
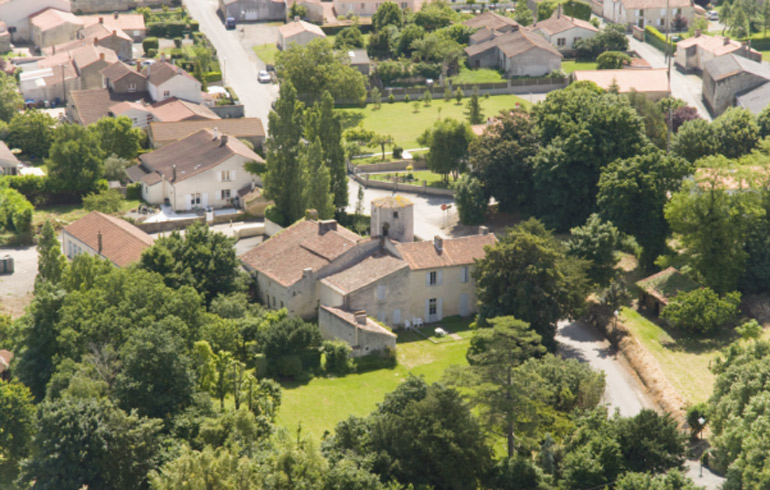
[114,12,119,19]
[93,37,98,45]
[305,208,319,220]
[112,30,117,37]
[97,231,103,254]
[220,134,228,145]
[479,225,489,235]
[319,219,338,233]
[52,45,55,54]
[354,310,367,325]
[172,164,177,181]
[99,52,105,61]
[695,29,701,37]
[294,15,300,21]
[434,235,443,252]
[724,36,730,45]
[213,127,219,139]
[557,3,561,17]
[98,16,103,24]
[302,267,312,278]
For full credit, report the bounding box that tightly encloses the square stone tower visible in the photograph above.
[370,195,414,243]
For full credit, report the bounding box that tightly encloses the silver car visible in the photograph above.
[258,70,271,83]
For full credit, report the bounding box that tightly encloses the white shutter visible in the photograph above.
[424,299,430,322]
[425,272,430,286]
[393,309,401,324]
[216,171,222,182]
[231,170,236,181]
[438,270,443,285]
[215,190,221,200]
[438,298,443,321]
[184,194,191,210]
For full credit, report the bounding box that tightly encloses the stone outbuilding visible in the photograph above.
[277,19,326,50]
[370,196,414,243]
[319,307,396,357]
[636,267,698,316]
[219,0,285,22]
[30,8,83,48]
[703,53,770,116]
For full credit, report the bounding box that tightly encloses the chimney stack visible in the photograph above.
[99,52,105,61]
[97,231,103,254]
[220,134,228,145]
[479,225,489,235]
[172,164,177,181]
[302,267,312,278]
[434,235,443,252]
[213,127,219,140]
[724,36,730,45]
[306,208,319,220]
[112,30,117,37]
[354,310,367,325]
[319,219,338,233]
[93,37,98,45]
[98,16,104,24]
[114,12,119,19]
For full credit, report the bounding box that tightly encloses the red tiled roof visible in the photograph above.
[395,233,496,270]
[0,349,12,374]
[63,211,154,267]
[30,8,82,32]
[100,60,146,82]
[320,305,397,337]
[463,11,519,31]
[149,118,265,146]
[144,60,198,86]
[150,97,219,122]
[69,88,113,125]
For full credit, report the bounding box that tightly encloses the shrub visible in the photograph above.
[275,355,303,378]
[392,146,403,159]
[189,20,199,32]
[169,48,183,59]
[126,182,142,200]
[404,93,411,103]
[83,189,123,214]
[4,175,50,207]
[264,205,285,226]
[596,51,631,69]
[644,25,676,54]
[352,346,397,372]
[388,94,395,103]
[563,0,592,19]
[686,403,708,440]
[323,340,352,374]
[0,187,34,234]
[661,288,741,334]
[173,37,183,48]
[455,174,487,225]
[142,36,159,52]
[166,20,187,38]
[145,48,157,58]
[205,71,222,82]
[147,22,167,37]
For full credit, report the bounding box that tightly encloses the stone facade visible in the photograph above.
[370,196,414,243]
[318,306,396,357]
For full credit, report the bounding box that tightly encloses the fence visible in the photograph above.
[349,159,428,173]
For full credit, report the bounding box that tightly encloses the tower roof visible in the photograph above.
[372,196,413,208]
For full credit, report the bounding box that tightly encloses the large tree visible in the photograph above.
[304,91,347,209]
[275,39,367,104]
[418,117,474,183]
[262,81,306,225]
[0,379,36,482]
[473,218,591,349]
[46,123,105,197]
[566,213,620,286]
[712,106,760,159]
[0,71,23,123]
[301,137,334,219]
[372,1,404,31]
[7,110,56,158]
[671,118,719,163]
[597,149,692,268]
[88,115,146,160]
[35,219,67,289]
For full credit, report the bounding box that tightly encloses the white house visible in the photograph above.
[603,0,694,32]
[0,0,71,42]
[219,0,285,22]
[332,0,423,17]
[126,128,263,211]
[277,19,326,50]
[143,60,202,104]
[528,10,598,51]
[465,28,562,77]
[675,32,761,74]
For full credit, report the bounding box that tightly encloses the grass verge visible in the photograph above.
[450,66,505,84]
[253,43,279,65]
[561,60,599,74]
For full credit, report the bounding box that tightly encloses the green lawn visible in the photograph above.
[253,43,279,65]
[619,307,735,404]
[450,66,505,84]
[561,60,599,74]
[352,150,428,165]
[369,170,450,189]
[337,95,530,149]
[276,316,473,440]
[33,199,142,230]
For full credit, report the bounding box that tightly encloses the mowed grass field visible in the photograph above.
[337,95,531,150]
[276,316,473,440]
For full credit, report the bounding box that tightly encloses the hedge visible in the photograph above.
[166,20,186,38]
[189,19,199,32]
[644,25,677,54]
[142,36,159,52]
[126,182,142,200]
[147,22,167,38]
[0,187,33,234]
[563,0,592,20]
[205,71,222,82]
[3,175,49,207]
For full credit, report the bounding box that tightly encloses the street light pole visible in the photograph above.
[698,416,706,477]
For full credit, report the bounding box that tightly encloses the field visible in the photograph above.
[336,95,530,150]
[276,316,473,440]
[369,170,451,189]
[561,60,599,74]
[450,66,505,84]
[253,44,279,65]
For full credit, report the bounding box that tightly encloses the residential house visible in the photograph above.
[148,117,265,149]
[18,62,78,104]
[702,53,770,116]
[736,82,770,115]
[0,349,13,381]
[527,10,598,51]
[82,13,146,42]
[0,22,11,52]
[126,128,263,211]
[144,60,202,104]
[149,97,220,122]
[219,0,286,22]
[29,8,82,48]
[463,11,520,34]
[297,0,325,24]
[101,60,147,95]
[108,101,155,128]
[0,0,71,42]
[332,0,423,17]
[71,44,119,89]
[239,196,496,354]
[465,28,562,77]
[675,32,760,74]
[603,0,694,31]
[79,21,133,60]
[571,68,670,100]
[66,88,114,125]
[61,211,154,267]
[277,19,326,50]
[345,49,370,75]
[0,141,20,175]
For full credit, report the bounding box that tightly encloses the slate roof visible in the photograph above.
[395,233,496,270]
[63,211,154,267]
[135,128,262,184]
[149,118,265,147]
[319,305,397,337]
[704,53,770,82]
[465,29,562,59]
[321,252,408,294]
[240,219,361,287]
[736,81,770,115]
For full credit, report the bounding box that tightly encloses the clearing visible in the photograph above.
[33,200,143,230]
[253,44,279,65]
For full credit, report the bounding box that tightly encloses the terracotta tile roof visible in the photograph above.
[395,233,496,270]
[72,44,118,70]
[463,11,519,31]
[143,60,199,86]
[0,140,20,168]
[321,251,408,294]
[138,128,262,183]
[63,211,154,267]
[279,20,326,39]
[82,14,145,33]
[150,97,220,122]
[69,88,113,125]
[100,60,146,82]
[240,220,361,287]
[30,8,82,32]
[572,68,670,94]
[109,100,152,116]
[677,34,747,57]
[320,305,397,337]
[149,118,265,146]
[81,22,133,43]
[530,13,598,36]
[371,195,413,208]
[0,349,13,374]
[465,29,562,59]
[470,26,494,44]
[619,0,691,9]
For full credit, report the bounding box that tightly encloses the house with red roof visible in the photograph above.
[61,211,154,267]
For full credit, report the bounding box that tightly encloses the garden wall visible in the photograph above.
[350,159,428,173]
[351,173,455,197]
[72,0,174,13]
[210,104,245,119]
[137,216,204,234]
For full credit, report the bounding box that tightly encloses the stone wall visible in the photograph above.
[210,104,245,119]
[72,0,175,14]
[350,158,428,173]
[318,307,397,357]
[350,173,455,197]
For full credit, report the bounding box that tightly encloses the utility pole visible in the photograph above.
[665,0,673,153]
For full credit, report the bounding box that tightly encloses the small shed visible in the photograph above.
[635,267,699,316]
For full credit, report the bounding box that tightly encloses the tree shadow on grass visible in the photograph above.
[635,306,739,356]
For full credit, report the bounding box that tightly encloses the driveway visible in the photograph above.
[0,245,37,318]
[627,35,713,120]
[182,0,279,127]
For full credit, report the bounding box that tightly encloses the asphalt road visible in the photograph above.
[182,0,279,127]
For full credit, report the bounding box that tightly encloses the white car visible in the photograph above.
[258,70,271,83]
[707,10,719,20]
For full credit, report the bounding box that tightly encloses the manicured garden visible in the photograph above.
[450,66,505,84]
[337,95,530,150]
[369,170,451,189]
[275,316,473,440]
[253,44,279,65]
[561,59,599,74]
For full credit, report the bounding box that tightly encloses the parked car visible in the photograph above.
[225,17,236,29]
[258,70,272,83]
[708,10,719,20]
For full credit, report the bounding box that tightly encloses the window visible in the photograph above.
[460,266,469,283]
[128,82,136,92]
[660,8,665,14]
[163,90,170,97]
[659,17,664,25]
[393,211,399,218]
[429,271,437,285]
[429,298,437,316]
[221,189,231,200]
[192,193,201,205]
[401,1,407,7]
[377,284,385,300]
[635,8,642,16]
[557,37,566,47]
[221,170,231,181]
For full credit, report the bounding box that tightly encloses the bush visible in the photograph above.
[142,36,159,52]
[596,51,631,69]
[189,20,199,32]
[455,174,488,225]
[205,71,222,82]
[388,94,395,103]
[147,22,167,37]
[145,48,157,58]
[173,37,183,48]
[264,205,285,226]
[562,0,592,20]
[323,340,352,374]
[0,187,34,234]
[169,48,183,59]
[644,25,676,54]
[4,175,50,207]
[82,189,123,214]
[404,93,410,103]
[352,346,397,372]
[275,355,303,378]
[686,403,708,440]
[392,146,403,159]
[166,20,187,38]
[661,288,741,334]
[126,182,141,201]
